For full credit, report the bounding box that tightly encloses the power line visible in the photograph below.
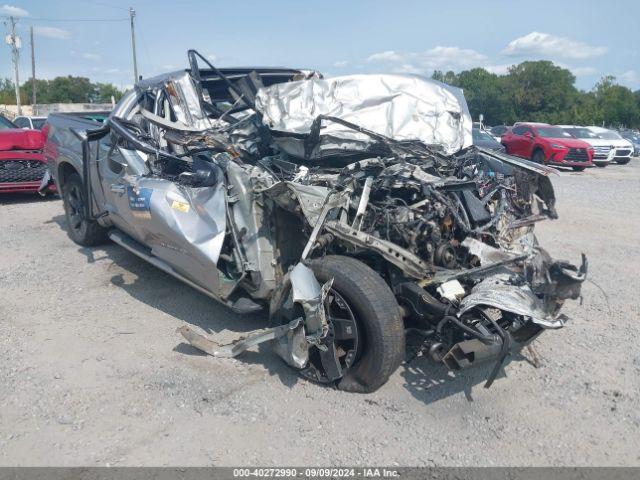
[83,0,130,11]
[1,16,128,22]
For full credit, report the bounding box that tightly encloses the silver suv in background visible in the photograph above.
[587,126,633,164]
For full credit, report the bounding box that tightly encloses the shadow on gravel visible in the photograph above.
[0,192,59,205]
[60,225,304,389]
[400,352,530,404]
[47,214,67,230]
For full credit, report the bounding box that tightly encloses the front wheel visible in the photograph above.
[572,166,586,172]
[595,162,607,168]
[270,256,405,393]
[616,158,631,165]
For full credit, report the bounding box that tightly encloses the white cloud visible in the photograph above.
[81,52,101,61]
[620,70,640,87]
[206,54,217,62]
[333,60,348,68]
[503,32,607,60]
[571,66,598,76]
[33,26,70,40]
[367,50,404,63]
[485,64,512,75]
[391,64,423,74]
[552,61,598,77]
[0,4,28,16]
[366,46,488,73]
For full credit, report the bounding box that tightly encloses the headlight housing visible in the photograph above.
[550,143,568,149]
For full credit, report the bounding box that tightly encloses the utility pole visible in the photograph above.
[6,16,22,115]
[129,7,138,84]
[30,25,36,106]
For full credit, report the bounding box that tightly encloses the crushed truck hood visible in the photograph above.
[254,74,473,159]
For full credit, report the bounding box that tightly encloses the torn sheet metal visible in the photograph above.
[134,70,212,131]
[272,321,309,369]
[462,237,524,265]
[177,318,302,358]
[255,74,473,158]
[476,146,557,176]
[290,263,332,340]
[324,220,430,279]
[457,274,565,329]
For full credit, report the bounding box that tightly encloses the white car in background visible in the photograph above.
[559,125,614,167]
[587,126,633,165]
[12,116,47,130]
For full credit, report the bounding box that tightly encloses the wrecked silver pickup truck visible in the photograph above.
[45,50,586,392]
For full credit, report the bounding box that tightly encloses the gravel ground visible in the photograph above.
[1,160,639,467]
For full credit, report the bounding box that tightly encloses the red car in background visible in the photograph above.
[501,122,594,171]
[0,115,50,194]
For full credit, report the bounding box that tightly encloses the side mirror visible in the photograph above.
[524,131,534,139]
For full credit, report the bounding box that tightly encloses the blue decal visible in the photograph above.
[127,187,153,212]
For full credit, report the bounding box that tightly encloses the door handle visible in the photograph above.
[110,184,126,195]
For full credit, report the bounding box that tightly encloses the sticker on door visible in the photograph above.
[127,187,152,219]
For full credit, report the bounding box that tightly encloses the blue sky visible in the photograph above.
[1,0,638,91]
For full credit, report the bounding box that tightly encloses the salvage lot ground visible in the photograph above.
[1,160,639,466]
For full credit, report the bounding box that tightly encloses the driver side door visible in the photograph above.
[95,135,150,243]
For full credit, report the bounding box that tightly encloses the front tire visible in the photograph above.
[62,173,109,246]
[595,162,607,168]
[572,166,586,172]
[271,256,405,393]
[616,158,631,165]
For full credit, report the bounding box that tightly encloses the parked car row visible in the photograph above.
[3,108,638,198]
[480,123,635,171]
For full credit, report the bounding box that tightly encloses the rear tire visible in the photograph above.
[271,256,405,393]
[62,173,109,246]
[532,149,545,164]
[572,166,586,172]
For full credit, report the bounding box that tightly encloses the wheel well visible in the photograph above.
[532,147,545,159]
[57,162,80,189]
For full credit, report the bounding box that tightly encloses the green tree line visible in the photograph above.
[0,76,123,105]
[432,60,640,128]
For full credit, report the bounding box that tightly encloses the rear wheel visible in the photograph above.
[532,149,545,164]
[270,256,405,393]
[62,173,109,246]
[572,166,586,172]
